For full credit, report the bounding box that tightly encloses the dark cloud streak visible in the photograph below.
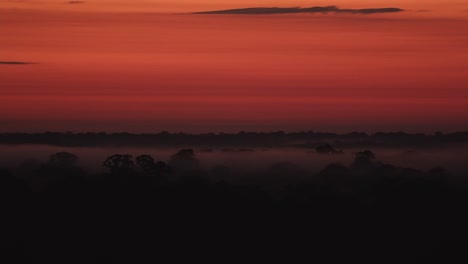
[0,61,37,65]
[194,6,404,15]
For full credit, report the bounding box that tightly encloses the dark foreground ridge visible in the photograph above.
[194,6,404,15]
[1,148,468,262]
[1,131,467,148]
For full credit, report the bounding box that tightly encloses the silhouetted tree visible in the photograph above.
[46,152,78,168]
[136,154,171,181]
[103,154,134,174]
[355,150,376,160]
[169,149,200,174]
[32,152,86,191]
[45,152,82,175]
[136,155,155,172]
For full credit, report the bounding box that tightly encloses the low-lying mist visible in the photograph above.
[1,144,467,186]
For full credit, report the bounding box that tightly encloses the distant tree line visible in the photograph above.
[0,131,467,148]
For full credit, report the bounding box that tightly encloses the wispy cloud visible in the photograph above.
[194,6,404,15]
[0,61,37,65]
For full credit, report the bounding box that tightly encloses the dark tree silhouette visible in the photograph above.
[136,154,171,181]
[103,154,134,174]
[169,149,200,173]
[136,155,155,172]
[34,152,86,192]
[1,148,467,261]
[46,152,78,168]
[355,150,376,160]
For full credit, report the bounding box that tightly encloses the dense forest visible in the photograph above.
[1,147,468,262]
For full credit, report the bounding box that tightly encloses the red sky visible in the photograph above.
[1,1,468,133]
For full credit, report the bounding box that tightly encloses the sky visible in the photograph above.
[1,1,468,133]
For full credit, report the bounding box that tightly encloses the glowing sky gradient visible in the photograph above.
[1,1,468,132]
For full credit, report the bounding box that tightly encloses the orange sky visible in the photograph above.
[1,1,468,132]
[2,1,468,15]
